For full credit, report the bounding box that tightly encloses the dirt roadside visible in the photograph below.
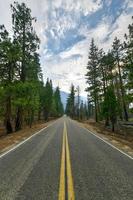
[77,120,133,158]
[0,119,56,155]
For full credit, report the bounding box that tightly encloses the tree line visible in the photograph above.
[0,2,64,134]
[66,17,133,132]
[85,17,133,131]
[65,84,89,120]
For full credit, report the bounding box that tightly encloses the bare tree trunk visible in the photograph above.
[15,107,23,131]
[114,75,123,120]
[29,110,34,128]
[43,109,49,121]
[94,97,98,122]
[38,108,41,120]
[112,122,115,132]
[117,61,128,121]
[105,117,109,127]
[5,96,13,134]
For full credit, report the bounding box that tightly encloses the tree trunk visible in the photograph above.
[115,75,123,120]
[94,98,98,122]
[101,65,106,97]
[112,122,115,132]
[105,117,109,127]
[123,103,128,121]
[29,110,34,128]
[4,63,13,134]
[6,119,13,134]
[117,61,128,121]
[88,105,91,118]
[15,107,23,131]
[38,109,41,121]
[5,96,13,134]
[43,109,49,121]
[21,12,26,82]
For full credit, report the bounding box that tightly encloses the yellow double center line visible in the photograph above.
[58,122,75,200]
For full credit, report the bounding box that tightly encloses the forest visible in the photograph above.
[66,17,133,132]
[0,2,64,135]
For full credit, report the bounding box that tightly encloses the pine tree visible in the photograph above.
[11,2,40,130]
[123,17,133,113]
[43,79,53,121]
[86,39,100,122]
[11,2,40,82]
[66,84,75,118]
[102,86,118,132]
[87,96,94,118]
[53,86,64,117]
[112,37,128,121]
[79,100,84,120]
[0,25,20,133]
[74,86,81,119]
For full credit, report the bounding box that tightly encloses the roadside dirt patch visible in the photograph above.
[78,120,133,158]
[0,120,55,154]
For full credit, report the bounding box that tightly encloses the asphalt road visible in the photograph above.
[0,117,133,200]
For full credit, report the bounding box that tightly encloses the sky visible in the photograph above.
[0,0,133,97]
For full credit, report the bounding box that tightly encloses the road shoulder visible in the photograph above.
[0,120,56,155]
[75,120,133,159]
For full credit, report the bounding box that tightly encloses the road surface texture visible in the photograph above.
[0,117,133,200]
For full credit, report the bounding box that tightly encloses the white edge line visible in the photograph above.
[74,120,133,160]
[0,120,58,159]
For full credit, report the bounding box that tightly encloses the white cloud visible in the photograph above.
[51,0,103,14]
[99,10,133,50]
[41,38,89,96]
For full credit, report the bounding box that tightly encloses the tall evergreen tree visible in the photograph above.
[0,25,20,133]
[102,86,118,132]
[53,86,64,117]
[86,39,100,122]
[66,84,75,118]
[76,85,80,120]
[43,79,53,121]
[11,2,40,130]
[112,37,128,121]
[11,2,40,82]
[123,17,133,112]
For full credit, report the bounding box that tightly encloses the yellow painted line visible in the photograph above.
[58,122,75,200]
[58,128,66,200]
[65,122,75,200]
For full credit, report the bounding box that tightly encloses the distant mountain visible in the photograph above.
[60,91,87,110]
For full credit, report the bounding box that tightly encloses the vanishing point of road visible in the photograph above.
[0,117,133,200]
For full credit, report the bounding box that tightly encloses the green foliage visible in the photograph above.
[43,79,53,118]
[11,1,40,82]
[79,101,88,120]
[10,2,41,130]
[0,2,64,133]
[102,86,118,131]
[66,84,75,118]
[85,39,100,122]
[0,25,20,84]
[85,18,133,129]
[53,86,64,116]
[112,37,129,121]
[123,17,133,108]
[0,86,6,117]
[12,81,39,110]
[86,39,100,98]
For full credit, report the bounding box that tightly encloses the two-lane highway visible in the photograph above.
[0,117,133,200]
